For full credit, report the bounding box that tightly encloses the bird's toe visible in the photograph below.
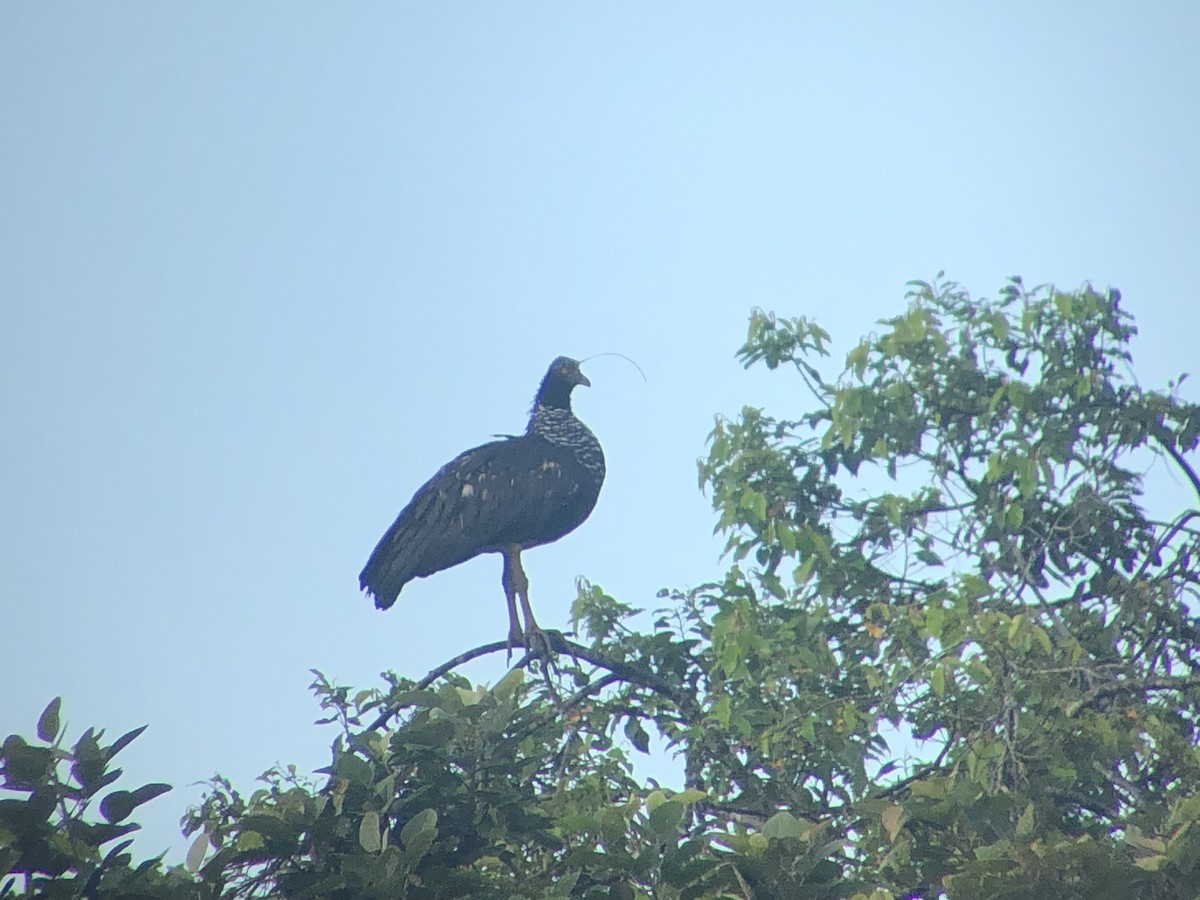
[523,624,558,661]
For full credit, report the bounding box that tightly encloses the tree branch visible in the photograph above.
[1067,673,1200,718]
[366,632,698,732]
[516,672,626,748]
[1154,431,1200,506]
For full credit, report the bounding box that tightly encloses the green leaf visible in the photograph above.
[1015,803,1034,838]
[1,736,53,786]
[1005,504,1024,528]
[925,604,945,640]
[989,311,1010,342]
[1033,626,1052,655]
[648,800,685,841]
[358,810,381,853]
[455,686,485,706]
[185,832,210,872]
[915,547,943,567]
[931,664,946,697]
[1126,826,1166,854]
[492,666,525,700]
[763,811,803,841]
[333,753,374,787]
[71,728,107,792]
[130,782,171,808]
[36,698,61,743]
[1167,819,1200,867]
[985,452,1004,482]
[794,556,816,585]
[848,342,870,378]
[882,805,906,841]
[1050,762,1077,782]
[624,717,651,754]
[0,847,21,880]
[777,521,797,553]
[1017,457,1036,498]
[237,830,265,851]
[400,808,438,848]
[374,772,397,804]
[99,791,136,824]
[98,782,170,824]
[600,808,627,847]
[400,806,439,864]
[965,658,992,684]
[105,725,148,762]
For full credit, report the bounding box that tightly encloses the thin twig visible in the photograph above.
[1133,510,1199,583]
[365,641,513,731]
[877,732,955,800]
[518,672,624,744]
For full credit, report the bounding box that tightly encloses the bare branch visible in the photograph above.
[366,632,698,732]
[1093,673,1200,699]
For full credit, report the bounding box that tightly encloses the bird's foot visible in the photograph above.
[523,624,559,667]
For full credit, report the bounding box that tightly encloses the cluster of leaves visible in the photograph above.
[699,276,1200,895]
[4,277,1200,899]
[0,698,194,897]
[173,654,850,899]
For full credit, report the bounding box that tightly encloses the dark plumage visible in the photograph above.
[359,356,605,648]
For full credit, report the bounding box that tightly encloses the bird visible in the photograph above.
[359,356,605,653]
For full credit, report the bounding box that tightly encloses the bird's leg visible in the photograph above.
[507,550,556,662]
[501,549,524,658]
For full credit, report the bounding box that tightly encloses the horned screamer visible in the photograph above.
[359,357,604,651]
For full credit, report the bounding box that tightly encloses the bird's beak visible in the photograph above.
[578,372,591,388]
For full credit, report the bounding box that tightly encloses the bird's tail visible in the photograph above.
[360,464,470,610]
[359,505,432,610]
[360,551,406,609]
[360,574,400,610]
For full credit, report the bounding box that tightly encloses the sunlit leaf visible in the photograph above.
[931,665,946,697]
[882,805,906,842]
[358,811,381,853]
[763,811,803,841]
[400,808,438,848]
[492,666,525,700]
[185,832,210,872]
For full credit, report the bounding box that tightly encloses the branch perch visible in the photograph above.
[366,632,697,732]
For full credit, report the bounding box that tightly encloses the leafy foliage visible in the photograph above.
[4,277,1200,898]
[0,698,197,897]
[698,276,1200,896]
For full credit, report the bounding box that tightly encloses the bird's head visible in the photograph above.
[535,356,590,410]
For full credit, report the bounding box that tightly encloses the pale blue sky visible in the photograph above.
[3,4,1198,861]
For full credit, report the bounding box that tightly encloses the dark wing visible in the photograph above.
[360,435,600,609]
